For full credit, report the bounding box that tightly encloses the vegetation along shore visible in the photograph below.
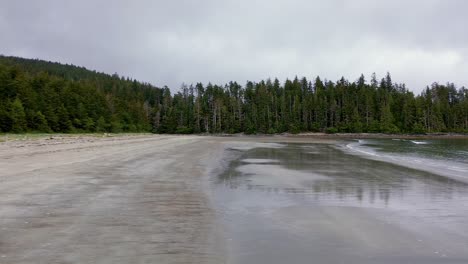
[1,55,467,135]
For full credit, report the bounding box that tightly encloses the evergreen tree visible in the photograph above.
[96,116,107,132]
[1,55,467,135]
[32,111,50,132]
[10,98,27,133]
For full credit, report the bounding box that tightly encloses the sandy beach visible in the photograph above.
[1,134,467,264]
[0,135,229,263]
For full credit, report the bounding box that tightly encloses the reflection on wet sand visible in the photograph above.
[219,144,467,207]
[214,143,468,264]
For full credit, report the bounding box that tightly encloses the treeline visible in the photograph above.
[1,56,467,134]
[159,75,468,134]
[0,56,163,133]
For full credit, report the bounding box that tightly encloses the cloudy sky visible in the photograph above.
[1,0,467,93]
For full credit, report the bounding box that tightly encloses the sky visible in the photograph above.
[1,0,467,94]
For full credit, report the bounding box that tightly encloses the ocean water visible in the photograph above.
[344,138,468,183]
[214,140,468,264]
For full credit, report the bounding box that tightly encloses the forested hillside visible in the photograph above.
[0,56,163,133]
[1,55,467,134]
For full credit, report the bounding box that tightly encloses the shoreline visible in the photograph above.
[2,132,467,145]
[341,140,468,184]
[227,132,468,140]
[290,132,468,139]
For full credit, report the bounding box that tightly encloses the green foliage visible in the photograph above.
[32,111,51,132]
[244,123,257,135]
[267,128,276,134]
[83,117,95,132]
[0,56,163,134]
[0,103,13,132]
[94,117,106,132]
[110,121,123,133]
[288,124,301,134]
[56,104,72,132]
[175,126,193,134]
[10,98,27,133]
[411,122,426,134]
[1,56,467,135]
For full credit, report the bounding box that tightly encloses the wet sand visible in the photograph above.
[1,135,467,263]
[214,142,468,264]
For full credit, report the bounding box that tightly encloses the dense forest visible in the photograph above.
[1,55,467,134]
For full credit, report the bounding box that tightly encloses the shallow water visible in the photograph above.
[214,141,468,264]
[351,138,468,164]
[344,138,468,182]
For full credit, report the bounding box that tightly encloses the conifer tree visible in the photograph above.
[10,98,27,133]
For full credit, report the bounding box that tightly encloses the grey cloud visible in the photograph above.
[1,0,467,93]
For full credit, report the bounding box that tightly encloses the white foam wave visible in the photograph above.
[411,140,429,145]
[345,141,379,157]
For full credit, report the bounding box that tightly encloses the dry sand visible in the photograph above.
[0,135,233,264]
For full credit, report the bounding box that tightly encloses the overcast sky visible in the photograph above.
[1,0,467,93]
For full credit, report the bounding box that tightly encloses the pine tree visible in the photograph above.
[96,116,107,132]
[10,98,27,133]
[33,111,50,132]
[56,104,73,132]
